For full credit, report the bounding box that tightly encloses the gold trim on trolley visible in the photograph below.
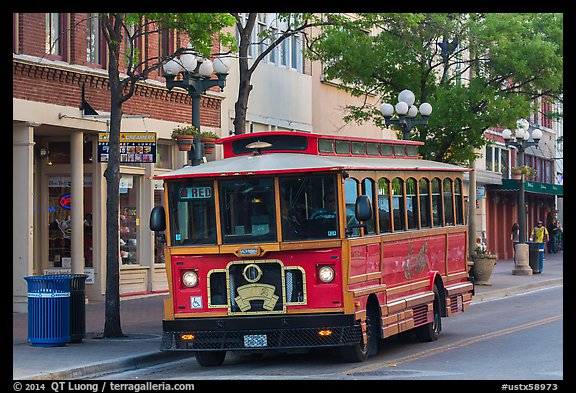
[206,259,308,314]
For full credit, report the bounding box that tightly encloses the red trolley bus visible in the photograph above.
[150,131,474,366]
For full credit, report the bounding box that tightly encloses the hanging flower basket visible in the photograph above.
[511,165,537,180]
[174,135,194,151]
[171,125,198,152]
[201,131,219,155]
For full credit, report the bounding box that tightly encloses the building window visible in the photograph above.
[45,13,67,60]
[120,176,140,265]
[154,143,173,169]
[46,13,61,56]
[159,27,175,76]
[48,176,93,268]
[257,13,267,57]
[87,13,104,67]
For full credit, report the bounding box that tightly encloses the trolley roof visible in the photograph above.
[155,152,468,180]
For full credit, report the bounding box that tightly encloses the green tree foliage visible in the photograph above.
[307,13,563,165]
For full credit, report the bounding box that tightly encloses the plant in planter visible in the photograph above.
[470,237,497,285]
[200,131,219,155]
[511,165,537,180]
[171,125,198,152]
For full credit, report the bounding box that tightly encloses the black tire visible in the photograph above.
[195,351,226,367]
[415,285,442,342]
[341,303,379,362]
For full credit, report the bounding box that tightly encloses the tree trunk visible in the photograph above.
[233,77,252,134]
[232,13,256,135]
[102,14,124,338]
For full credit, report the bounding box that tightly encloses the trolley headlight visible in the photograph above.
[318,265,335,283]
[182,271,199,288]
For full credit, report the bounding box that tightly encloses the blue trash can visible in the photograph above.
[24,275,71,347]
[537,242,545,273]
[527,242,545,274]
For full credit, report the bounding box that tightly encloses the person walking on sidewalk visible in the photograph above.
[547,219,559,254]
[511,222,520,264]
[529,220,549,243]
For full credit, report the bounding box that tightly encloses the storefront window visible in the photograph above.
[154,143,172,169]
[120,175,139,265]
[47,141,93,164]
[153,181,166,264]
[48,176,93,268]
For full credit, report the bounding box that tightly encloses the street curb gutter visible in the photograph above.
[21,351,191,380]
[471,278,563,304]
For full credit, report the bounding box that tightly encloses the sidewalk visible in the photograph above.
[13,252,563,380]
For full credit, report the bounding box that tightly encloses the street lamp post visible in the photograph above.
[163,48,229,166]
[502,119,542,275]
[380,89,433,140]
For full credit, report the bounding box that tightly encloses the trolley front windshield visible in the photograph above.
[167,174,340,246]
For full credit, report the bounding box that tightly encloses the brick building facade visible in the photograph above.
[13,13,225,310]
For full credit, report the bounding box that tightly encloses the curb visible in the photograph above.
[22,351,191,380]
[471,278,563,304]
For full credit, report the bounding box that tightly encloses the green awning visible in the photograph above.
[490,179,563,196]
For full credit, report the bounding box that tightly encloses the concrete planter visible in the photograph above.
[471,254,497,285]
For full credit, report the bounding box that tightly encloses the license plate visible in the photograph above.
[244,334,267,347]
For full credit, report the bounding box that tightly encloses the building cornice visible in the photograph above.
[12,54,225,103]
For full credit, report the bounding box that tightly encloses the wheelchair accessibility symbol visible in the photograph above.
[190,296,202,309]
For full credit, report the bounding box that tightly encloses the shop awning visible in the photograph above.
[490,179,563,196]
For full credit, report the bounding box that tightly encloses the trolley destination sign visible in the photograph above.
[98,132,157,163]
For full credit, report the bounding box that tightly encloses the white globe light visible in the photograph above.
[516,118,529,131]
[516,129,528,140]
[501,128,512,140]
[395,101,409,115]
[213,57,229,74]
[380,103,394,117]
[419,102,432,116]
[531,128,543,140]
[162,59,180,76]
[198,59,213,77]
[179,53,197,72]
[407,105,418,118]
[398,89,416,106]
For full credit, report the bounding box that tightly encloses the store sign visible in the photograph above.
[180,186,212,199]
[476,186,485,200]
[98,132,156,163]
[59,193,72,209]
[44,268,95,284]
[49,176,92,187]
